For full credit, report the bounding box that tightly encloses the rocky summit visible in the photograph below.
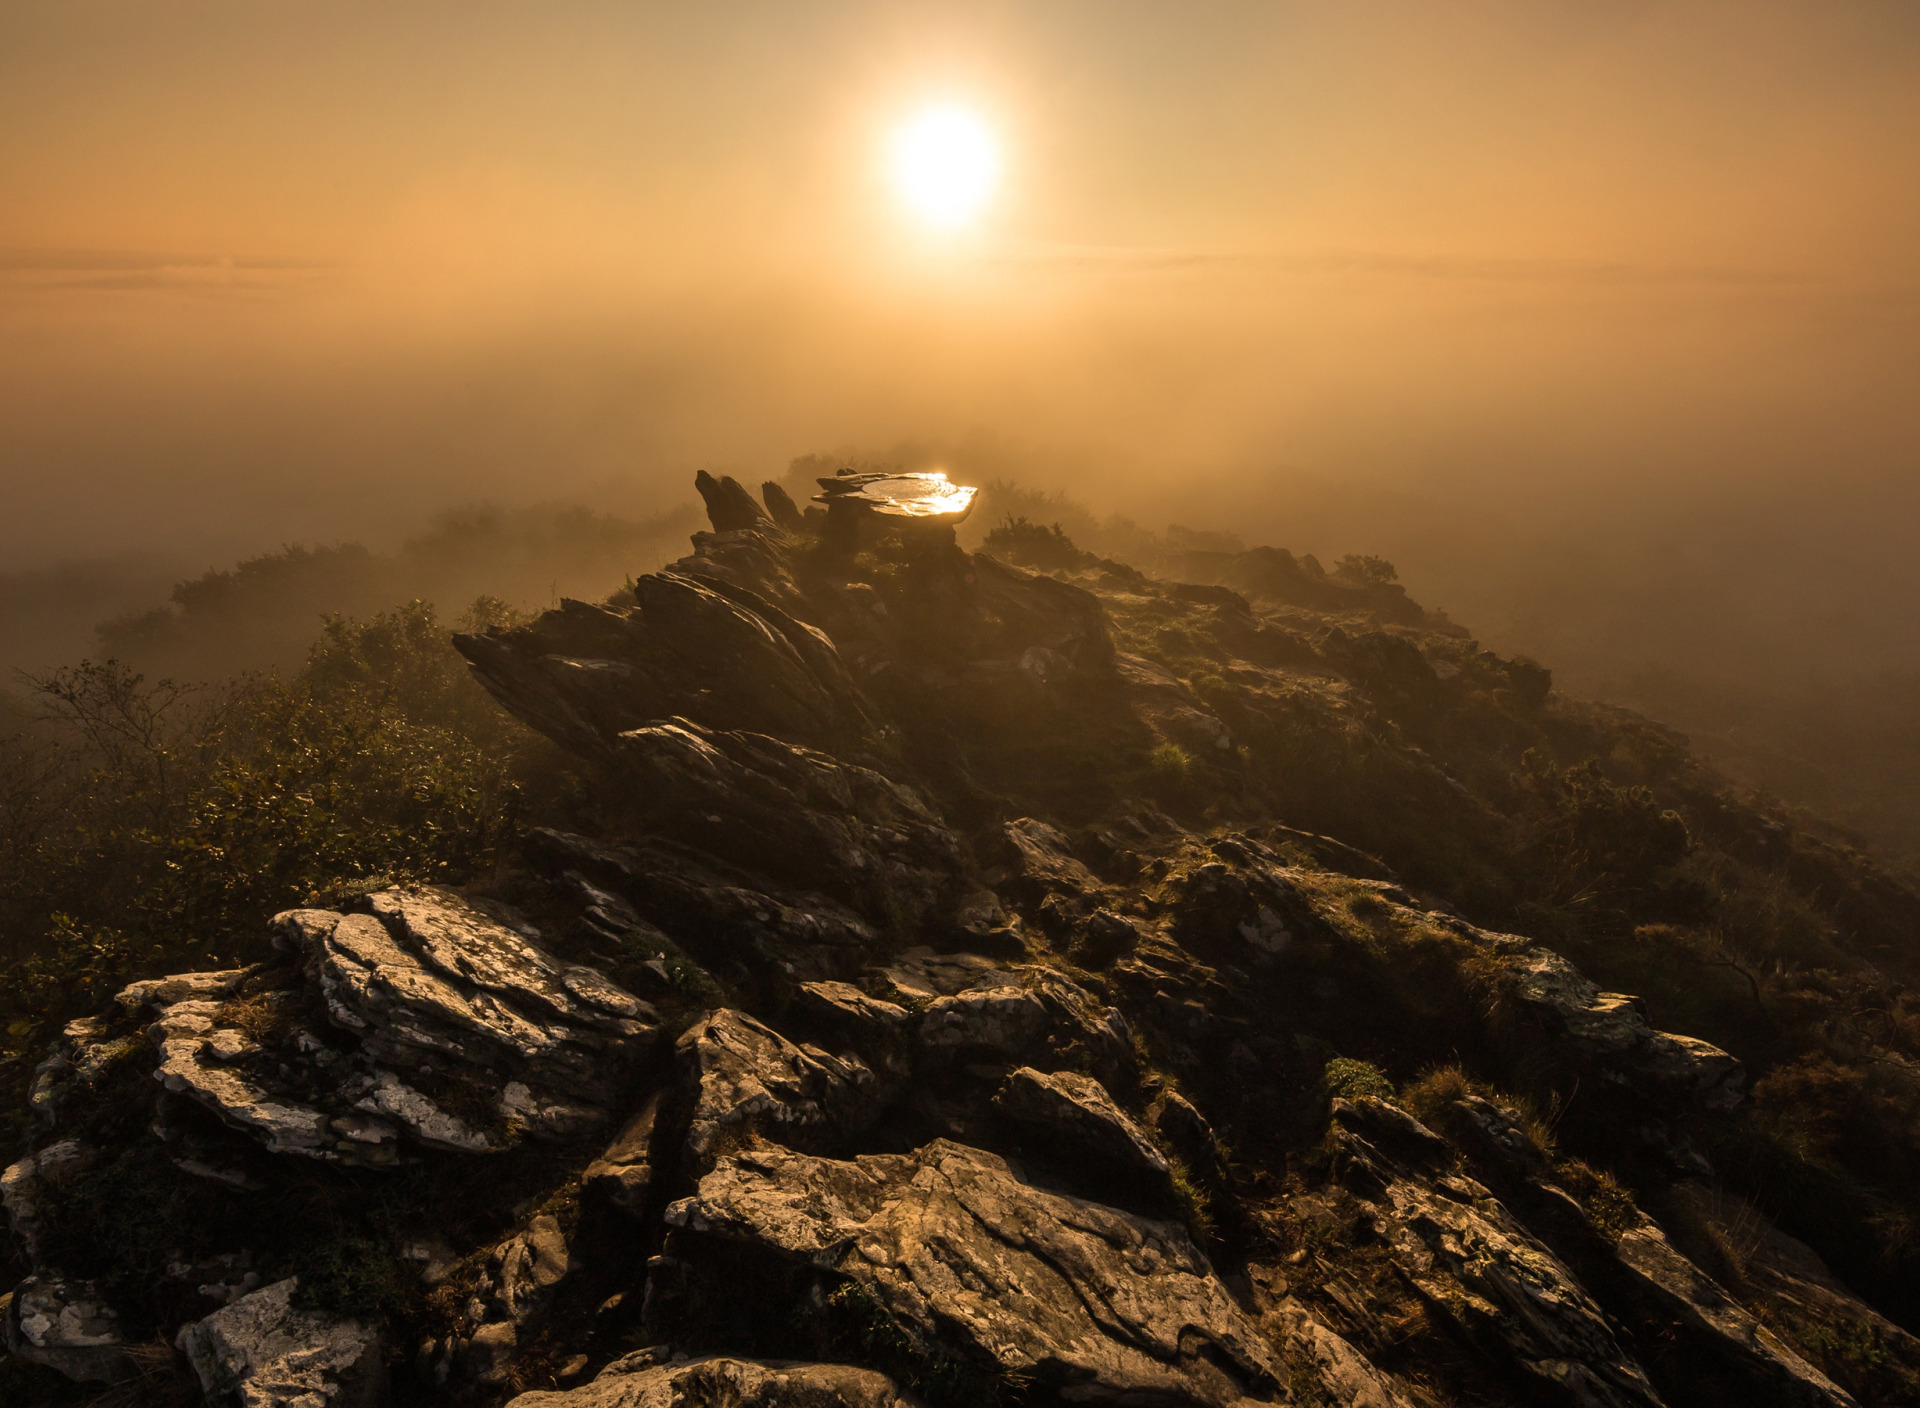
[6,473,1920,1408]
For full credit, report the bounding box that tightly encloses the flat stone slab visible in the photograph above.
[813,470,977,523]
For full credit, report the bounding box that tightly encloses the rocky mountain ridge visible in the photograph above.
[5,476,1919,1407]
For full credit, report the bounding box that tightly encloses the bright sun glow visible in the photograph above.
[890,104,999,229]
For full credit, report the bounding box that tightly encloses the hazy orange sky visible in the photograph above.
[3,0,1919,587]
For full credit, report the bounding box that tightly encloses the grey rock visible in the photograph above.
[116,969,249,1011]
[792,981,912,1039]
[1674,1184,1920,1397]
[507,1355,916,1408]
[1436,1092,1858,1405]
[133,888,653,1167]
[994,1066,1168,1179]
[3,1274,130,1384]
[696,470,773,533]
[917,985,1049,1060]
[147,998,371,1163]
[529,828,878,983]
[1247,1273,1417,1408]
[1611,1221,1855,1407]
[29,1017,145,1130]
[611,720,959,922]
[453,573,875,757]
[2,1140,98,1263]
[1003,817,1100,898]
[1328,1099,1663,1408]
[761,480,810,533]
[966,554,1117,678]
[680,1009,885,1158]
[1496,950,1745,1113]
[666,1139,1284,1405]
[178,1277,385,1408]
[869,947,1009,1001]
[1152,1091,1218,1168]
[496,1215,574,1325]
[950,889,1025,954]
[1028,970,1136,1081]
[281,887,656,1127]
[584,1093,665,1215]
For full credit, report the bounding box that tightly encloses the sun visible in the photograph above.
[890,104,1000,229]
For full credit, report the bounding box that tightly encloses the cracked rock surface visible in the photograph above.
[666,1139,1283,1407]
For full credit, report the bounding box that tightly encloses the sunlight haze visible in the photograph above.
[3,0,1920,853]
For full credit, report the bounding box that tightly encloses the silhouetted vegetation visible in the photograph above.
[0,600,576,1157]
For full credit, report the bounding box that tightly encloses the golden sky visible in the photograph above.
[3,1,1918,567]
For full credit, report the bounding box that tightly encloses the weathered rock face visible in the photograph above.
[993,1067,1168,1181]
[529,827,880,984]
[178,1278,386,1408]
[1492,948,1747,1114]
[666,1139,1283,1407]
[1325,1099,1664,1408]
[507,1353,916,1408]
[584,1095,665,1215]
[1,1140,96,1265]
[694,471,774,535]
[423,1216,580,1395]
[130,887,658,1168]
[3,1274,129,1384]
[962,554,1117,679]
[1252,1291,1418,1408]
[1610,1222,1856,1408]
[453,574,875,757]
[1673,1185,1920,1402]
[678,1010,887,1158]
[610,721,961,923]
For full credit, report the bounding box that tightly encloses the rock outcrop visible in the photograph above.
[126,887,660,1169]
[1326,1098,1664,1408]
[666,1139,1283,1406]
[677,1010,886,1158]
[609,721,960,922]
[507,1353,915,1408]
[992,1066,1168,1181]
[7,476,1912,1408]
[177,1278,385,1408]
[3,1274,129,1384]
[453,574,875,757]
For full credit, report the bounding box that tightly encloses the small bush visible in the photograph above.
[1321,1057,1395,1103]
[982,516,1092,572]
[1148,742,1194,787]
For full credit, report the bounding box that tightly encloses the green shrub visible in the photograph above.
[1321,1057,1395,1103]
[0,600,553,1149]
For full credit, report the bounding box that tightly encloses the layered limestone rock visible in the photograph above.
[678,1010,887,1158]
[666,1139,1284,1407]
[178,1278,386,1408]
[992,1066,1168,1180]
[127,886,659,1167]
[610,720,960,922]
[8,476,1910,1408]
[507,1353,916,1408]
[528,827,880,983]
[1493,948,1747,1113]
[1325,1099,1665,1408]
[452,573,875,757]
